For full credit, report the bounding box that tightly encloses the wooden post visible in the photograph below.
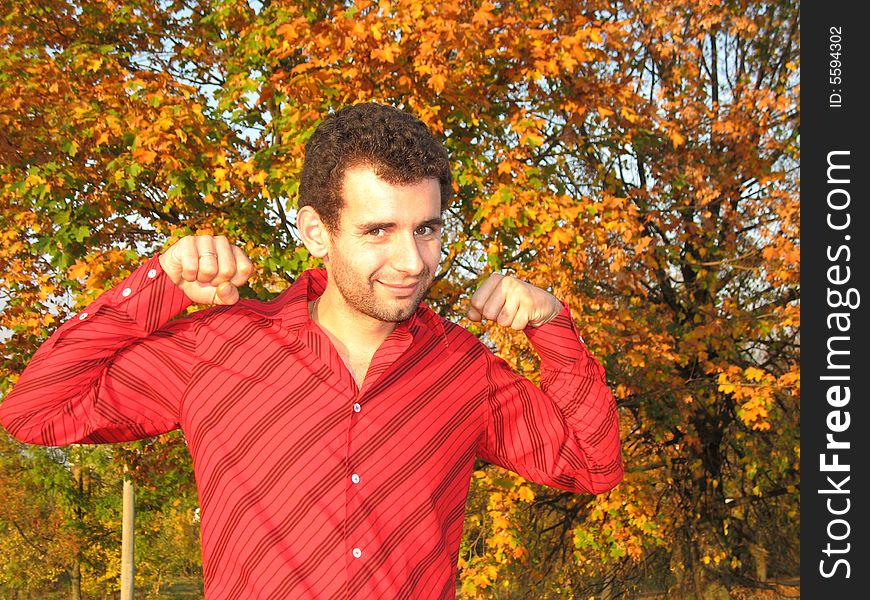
[120,466,135,600]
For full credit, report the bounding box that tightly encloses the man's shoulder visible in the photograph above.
[233,288,297,318]
[414,304,489,352]
[184,278,305,328]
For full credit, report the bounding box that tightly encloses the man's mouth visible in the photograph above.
[377,281,420,296]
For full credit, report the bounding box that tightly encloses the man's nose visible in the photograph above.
[391,232,425,275]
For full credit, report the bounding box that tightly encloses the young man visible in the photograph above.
[0,103,623,599]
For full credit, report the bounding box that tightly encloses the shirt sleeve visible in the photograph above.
[477,303,624,494]
[0,255,197,445]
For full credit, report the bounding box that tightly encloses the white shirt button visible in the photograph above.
[352,548,362,558]
[78,312,88,320]
[351,473,360,484]
[147,268,158,279]
[352,403,361,413]
[121,287,132,297]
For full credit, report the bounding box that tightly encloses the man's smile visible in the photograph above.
[377,280,422,296]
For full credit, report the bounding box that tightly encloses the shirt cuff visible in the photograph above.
[115,254,193,328]
[523,303,589,368]
[68,254,193,334]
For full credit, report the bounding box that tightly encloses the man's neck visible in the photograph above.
[311,284,397,357]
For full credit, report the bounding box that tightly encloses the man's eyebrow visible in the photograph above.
[356,221,396,231]
[419,217,444,228]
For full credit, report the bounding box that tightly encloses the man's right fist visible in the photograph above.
[158,235,254,305]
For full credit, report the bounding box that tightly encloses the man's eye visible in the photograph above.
[416,225,437,236]
[367,228,385,236]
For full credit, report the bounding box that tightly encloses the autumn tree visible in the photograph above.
[1,0,249,595]
[455,1,800,596]
[1,0,799,597]
[0,434,126,598]
[572,2,800,595]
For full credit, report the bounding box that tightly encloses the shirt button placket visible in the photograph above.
[348,396,364,574]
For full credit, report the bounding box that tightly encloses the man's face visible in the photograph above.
[324,165,443,323]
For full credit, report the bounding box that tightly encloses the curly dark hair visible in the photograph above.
[298,103,452,230]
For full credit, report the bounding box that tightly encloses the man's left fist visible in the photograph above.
[468,273,563,330]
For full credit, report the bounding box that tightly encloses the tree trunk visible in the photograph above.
[749,542,768,582]
[69,557,82,600]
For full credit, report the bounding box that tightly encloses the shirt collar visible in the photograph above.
[279,269,449,347]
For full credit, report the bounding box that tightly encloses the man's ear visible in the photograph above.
[296,205,331,259]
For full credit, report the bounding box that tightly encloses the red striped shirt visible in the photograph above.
[0,255,623,599]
